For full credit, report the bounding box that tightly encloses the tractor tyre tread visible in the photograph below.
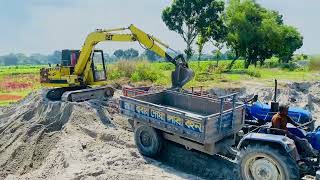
[235,144,300,180]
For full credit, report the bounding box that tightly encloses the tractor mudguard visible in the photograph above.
[237,133,299,160]
[307,127,320,151]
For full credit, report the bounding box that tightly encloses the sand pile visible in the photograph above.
[0,90,199,180]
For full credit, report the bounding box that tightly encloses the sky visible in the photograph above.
[0,0,319,56]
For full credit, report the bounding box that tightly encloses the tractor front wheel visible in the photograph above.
[236,144,300,180]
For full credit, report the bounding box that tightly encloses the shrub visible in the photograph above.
[309,56,320,71]
[263,57,280,68]
[280,62,299,71]
[107,60,137,80]
[159,63,174,71]
[246,68,261,78]
[130,62,160,82]
[115,60,136,77]
[195,72,215,82]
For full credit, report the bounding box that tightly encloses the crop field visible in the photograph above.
[0,60,319,106]
[0,66,40,106]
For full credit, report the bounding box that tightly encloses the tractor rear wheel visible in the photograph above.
[236,144,300,180]
[134,125,162,157]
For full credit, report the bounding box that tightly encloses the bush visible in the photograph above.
[280,62,299,71]
[130,62,161,82]
[195,72,215,82]
[229,60,245,69]
[246,69,261,77]
[309,56,320,71]
[263,57,280,68]
[158,63,174,71]
[107,60,136,80]
[108,60,163,82]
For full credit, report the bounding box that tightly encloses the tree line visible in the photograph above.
[0,48,236,66]
[0,49,164,66]
[162,0,303,68]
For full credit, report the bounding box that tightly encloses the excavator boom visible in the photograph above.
[41,24,194,101]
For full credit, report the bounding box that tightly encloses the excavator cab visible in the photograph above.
[91,50,107,82]
[60,49,108,82]
[61,50,80,67]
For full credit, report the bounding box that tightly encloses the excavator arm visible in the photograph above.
[75,24,193,89]
[41,24,194,101]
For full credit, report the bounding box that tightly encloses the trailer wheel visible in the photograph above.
[236,144,299,180]
[134,125,162,157]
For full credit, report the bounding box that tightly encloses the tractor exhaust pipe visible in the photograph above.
[271,79,279,112]
[274,79,278,102]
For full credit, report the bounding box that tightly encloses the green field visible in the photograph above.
[0,60,319,106]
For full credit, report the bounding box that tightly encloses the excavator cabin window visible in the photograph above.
[91,50,107,81]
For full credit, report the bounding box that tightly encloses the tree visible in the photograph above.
[113,49,125,59]
[124,48,139,59]
[3,54,18,66]
[162,0,225,60]
[144,50,161,62]
[225,0,265,68]
[212,48,223,66]
[276,26,303,63]
[48,51,61,64]
[196,34,208,62]
[225,0,303,69]
[29,53,47,65]
[225,50,236,60]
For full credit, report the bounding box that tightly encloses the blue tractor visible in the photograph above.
[244,80,315,131]
[245,100,314,130]
[236,80,319,178]
[237,122,320,178]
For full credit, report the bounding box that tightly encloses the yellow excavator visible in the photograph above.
[40,24,194,101]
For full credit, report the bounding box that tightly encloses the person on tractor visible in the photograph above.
[271,104,316,157]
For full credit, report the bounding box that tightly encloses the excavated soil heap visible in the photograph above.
[0,91,203,180]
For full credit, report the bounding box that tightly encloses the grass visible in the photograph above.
[0,67,40,106]
[0,65,41,76]
[0,59,319,106]
[309,56,320,71]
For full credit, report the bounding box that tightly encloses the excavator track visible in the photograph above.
[46,86,88,101]
[46,86,114,102]
[61,86,114,102]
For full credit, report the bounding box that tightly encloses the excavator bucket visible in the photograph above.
[171,65,194,89]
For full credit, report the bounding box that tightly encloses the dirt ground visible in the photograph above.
[0,81,319,180]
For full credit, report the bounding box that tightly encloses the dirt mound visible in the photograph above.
[0,91,199,180]
[0,91,72,178]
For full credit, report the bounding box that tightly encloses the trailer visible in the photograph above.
[119,90,320,180]
[120,90,243,155]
